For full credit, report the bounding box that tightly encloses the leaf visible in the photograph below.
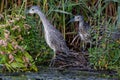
[23,51,33,61]
[10,62,25,68]
[7,43,14,50]
[5,63,15,72]
[15,57,24,63]
[0,55,8,64]
[52,10,72,15]
[30,63,38,71]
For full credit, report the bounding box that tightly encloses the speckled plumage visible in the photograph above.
[28,6,69,55]
[69,15,91,50]
[74,15,91,42]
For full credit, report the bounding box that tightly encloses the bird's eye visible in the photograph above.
[77,17,79,19]
[32,9,34,11]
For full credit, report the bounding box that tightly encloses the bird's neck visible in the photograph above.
[79,20,84,28]
[37,11,52,32]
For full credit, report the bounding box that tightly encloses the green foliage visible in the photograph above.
[89,40,120,75]
[89,20,120,75]
[0,10,37,72]
[0,0,119,75]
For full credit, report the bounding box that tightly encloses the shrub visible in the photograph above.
[0,13,37,72]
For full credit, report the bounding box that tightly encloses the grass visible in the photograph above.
[0,0,119,76]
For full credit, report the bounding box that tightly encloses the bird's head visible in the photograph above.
[68,15,84,23]
[27,6,40,14]
[74,15,84,22]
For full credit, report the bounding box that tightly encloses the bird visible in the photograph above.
[69,15,91,50]
[27,6,70,66]
[111,29,120,41]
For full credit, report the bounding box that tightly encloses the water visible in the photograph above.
[0,68,119,80]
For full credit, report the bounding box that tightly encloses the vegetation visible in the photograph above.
[0,11,37,71]
[0,0,120,76]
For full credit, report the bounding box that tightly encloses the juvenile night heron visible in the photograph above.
[111,30,120,41]
[69,15,91,50]
[27,6,70,66]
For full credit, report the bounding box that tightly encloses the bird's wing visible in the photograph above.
[84,22,91,32]
[49,28,69,53]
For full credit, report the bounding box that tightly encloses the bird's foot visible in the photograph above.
[49,58,56,68]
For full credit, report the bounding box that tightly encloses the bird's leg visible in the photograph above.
[71,34,79,45]
[82,41,84,50]
[49,51,56,68]
[82,41,86,52]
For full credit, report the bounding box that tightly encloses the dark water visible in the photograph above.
[0,68,119,80]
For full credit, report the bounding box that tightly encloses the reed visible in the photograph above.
[0,0,119,74]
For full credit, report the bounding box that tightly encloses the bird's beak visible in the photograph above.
[67,17,75,24]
